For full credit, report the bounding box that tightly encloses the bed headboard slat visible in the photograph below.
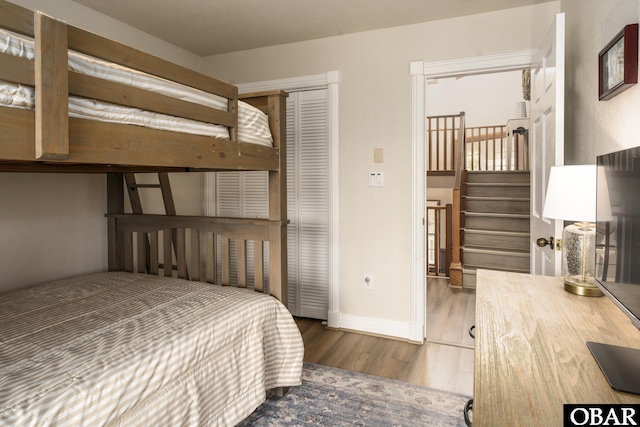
[112,214,277,294]
[254,242,265,293]
[0,52,34,85]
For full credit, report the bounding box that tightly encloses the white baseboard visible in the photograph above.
[336,314,421,343]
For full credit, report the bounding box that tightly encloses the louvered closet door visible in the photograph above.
[216,171,269,287]
[287,89,329,320]
[215,89,329,319]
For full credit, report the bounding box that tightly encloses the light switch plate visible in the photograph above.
[368,171,384,187]
[374,148,383,163]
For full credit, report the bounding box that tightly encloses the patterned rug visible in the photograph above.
[239,363,471,426]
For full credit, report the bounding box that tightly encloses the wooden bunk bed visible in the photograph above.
[0,1,302,426]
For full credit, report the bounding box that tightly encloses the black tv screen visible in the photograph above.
[596,146,640,330]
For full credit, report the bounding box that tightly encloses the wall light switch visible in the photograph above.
[374,148,383,163]
[368,171,384,187]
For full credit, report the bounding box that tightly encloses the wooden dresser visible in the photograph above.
[474,269,640,426]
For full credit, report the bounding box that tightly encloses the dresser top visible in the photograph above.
[474,269,640,426]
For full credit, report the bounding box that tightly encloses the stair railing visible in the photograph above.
[465,124,532,171]
[426,113,464,174]
[449,112,466,286]
[426,203,453,277]
[465,125,507,171]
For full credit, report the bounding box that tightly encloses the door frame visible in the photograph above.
[410,50,535,341]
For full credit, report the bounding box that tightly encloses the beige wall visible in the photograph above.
[202,3,560,326]
[0,174,105,292]
[562,0,640,164]
[8,0,202,69]
[1,0,204,293]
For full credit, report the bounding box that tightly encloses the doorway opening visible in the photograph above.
[409,50,536,342]
[425,69,530,346]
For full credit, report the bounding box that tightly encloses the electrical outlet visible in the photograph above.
[364,275,373,289]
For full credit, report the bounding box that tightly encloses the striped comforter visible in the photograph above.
[0,272,304,426]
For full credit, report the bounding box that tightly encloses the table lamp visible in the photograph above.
[542,165,611,296]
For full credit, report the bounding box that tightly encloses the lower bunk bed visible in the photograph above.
[0,272,304,426]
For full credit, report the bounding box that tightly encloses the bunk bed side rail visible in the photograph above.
[66,25,239,130]
[108,213,287,296]
[0,0,33,36]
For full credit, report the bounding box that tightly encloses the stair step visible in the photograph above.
[463,212,529,232]
[464,183,530,198]
[465,171,530,184]
[463,229,530,251]
[464,196,530,214]
[464,247,529,256]
[463,248,530,270]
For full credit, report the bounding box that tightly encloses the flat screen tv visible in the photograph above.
[590,146,640,395]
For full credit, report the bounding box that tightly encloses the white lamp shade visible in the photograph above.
[543,165,598,222]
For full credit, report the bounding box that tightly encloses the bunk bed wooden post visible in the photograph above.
[267,92,288,305]
[107,173,125,271]
[34,12,69,160]
[239,90,289,304]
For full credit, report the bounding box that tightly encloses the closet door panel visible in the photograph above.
[294,90,329,319]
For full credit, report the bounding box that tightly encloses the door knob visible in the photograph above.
[536,236,554,248]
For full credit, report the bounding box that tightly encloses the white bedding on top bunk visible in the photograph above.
[0,29,273,146]
[0,272,304,426]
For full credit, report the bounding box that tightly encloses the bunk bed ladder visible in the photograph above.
[125,173,176,216]
[124,173,184,277]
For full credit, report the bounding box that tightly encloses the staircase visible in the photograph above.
[460,171,530,288]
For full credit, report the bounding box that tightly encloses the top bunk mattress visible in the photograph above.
[0,29,273,147]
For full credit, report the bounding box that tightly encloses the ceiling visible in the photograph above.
[71,0,555,56]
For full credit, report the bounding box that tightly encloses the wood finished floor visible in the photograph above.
[296,278,476,396]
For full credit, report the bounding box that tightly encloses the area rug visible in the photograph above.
[238,363,471,426]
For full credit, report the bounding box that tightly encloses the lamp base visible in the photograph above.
[564,277,603,297]
[561,222,601,297]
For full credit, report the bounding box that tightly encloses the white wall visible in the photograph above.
[562,0,640,164]
[1,0,204,292]
[426,70,527,127]
[202,3,560,330]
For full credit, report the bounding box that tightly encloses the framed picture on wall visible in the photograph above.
[598,23,638,101]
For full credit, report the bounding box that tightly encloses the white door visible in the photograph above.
[530,13,565,276]
[286,89,330,319]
